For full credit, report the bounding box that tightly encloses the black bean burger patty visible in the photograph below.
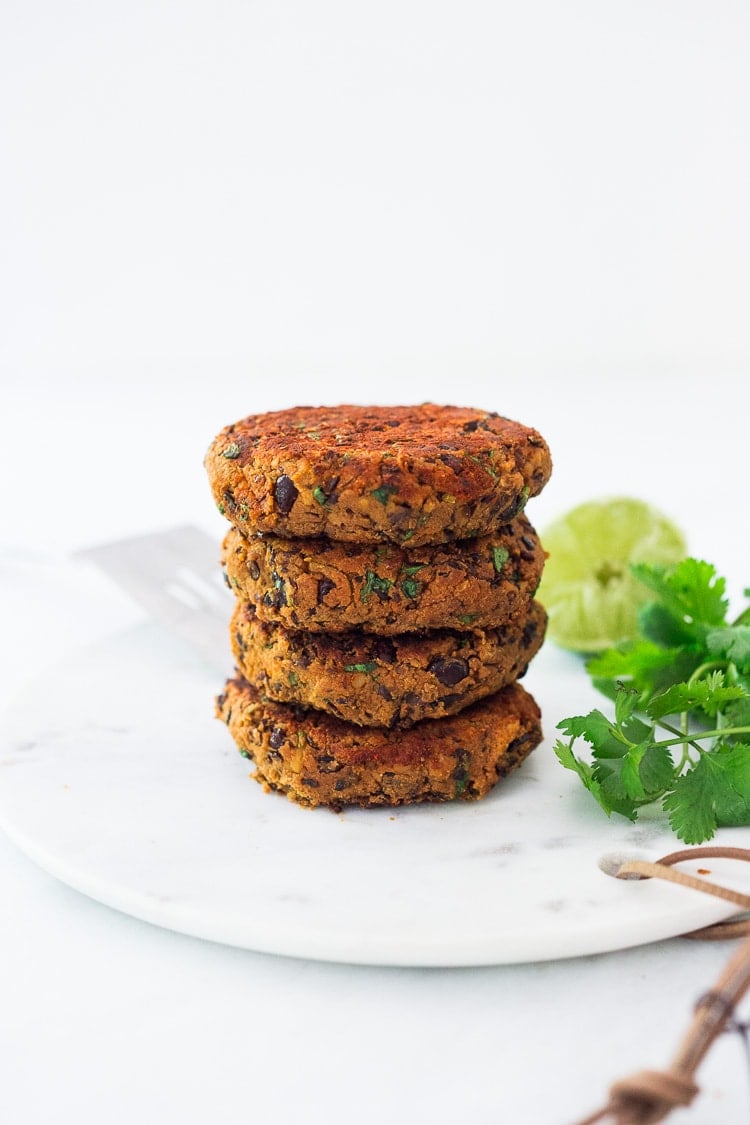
[222,514,546,634]
[206,403,551,547]
[216,676,543,809]
[230,599,547,728]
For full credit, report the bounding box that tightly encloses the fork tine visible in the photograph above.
[75,526,232,672]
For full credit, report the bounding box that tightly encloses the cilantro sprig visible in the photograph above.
[554,558,750,843]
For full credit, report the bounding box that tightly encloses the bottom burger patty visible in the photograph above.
[216,676,543,809]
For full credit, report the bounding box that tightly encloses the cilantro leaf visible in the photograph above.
[618,742,651,801]
[638,742,677,794]
[631,558,728,633]
[614,687,639,727]
[663,748,750,843]
[592,757,633,803]
[587,641,698,697]
[723,695,750,743]
[558,694,664,811]
[591,725,661,805]
[646,673,747,720]
[554,739,598,791]
[492,546,509,573]
[713,743,750,824]
[620,713,651,745]
[663,756,722,843]
[706,626,750,673]
[371,485,397,505]
[556,552,750,843]
[638,603,696,648]
[556,710,626,758]
[360,571,393,603]
[608,738,674,803]
[554,740,637,820]
[587,640,670,683]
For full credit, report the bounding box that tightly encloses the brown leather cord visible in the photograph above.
[618,847,750,941]
[574,847,750,1124]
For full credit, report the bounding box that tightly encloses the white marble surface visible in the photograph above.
[3,589,749,967]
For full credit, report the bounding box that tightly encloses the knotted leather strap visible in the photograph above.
[575,847,750,1124]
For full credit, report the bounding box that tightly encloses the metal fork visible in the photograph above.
[75,526,232,672]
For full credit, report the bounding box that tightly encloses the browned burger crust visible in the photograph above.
[216,677,543,808]
[222,515,545,634]
[230,600,547,728]
[206,403,551,546]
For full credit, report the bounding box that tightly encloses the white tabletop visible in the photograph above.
[2,373,749,1125]
[2,3,750,1122]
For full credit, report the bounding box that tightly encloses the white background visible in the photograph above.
[2,2,750,1123]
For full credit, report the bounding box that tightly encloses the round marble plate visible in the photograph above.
[1,625,748,966]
